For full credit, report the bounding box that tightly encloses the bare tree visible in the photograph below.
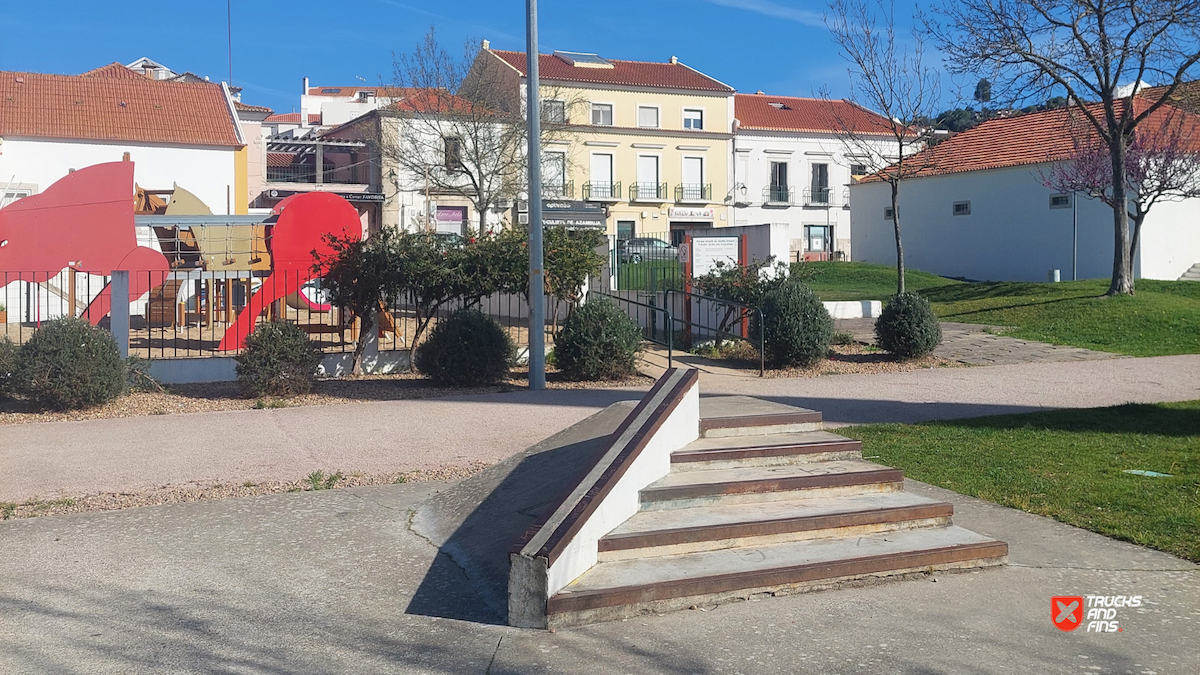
[825,0,941,295]
[378,28,582,235]
[932,0,1200,295]
[1042,103,1200,265]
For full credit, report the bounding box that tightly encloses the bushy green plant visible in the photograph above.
[875,292,942,359]
[413,309,514,385]
[14,318,127,410]
[756,281,833,367]
[554,297,642,380]
[235,321,323,397]
[0,336,17,399]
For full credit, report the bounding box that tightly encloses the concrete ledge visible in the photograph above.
[823,300,882,319]
[147,350,412,384]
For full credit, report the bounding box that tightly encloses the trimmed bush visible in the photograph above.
[554,297,642,380]
[875,292,943,359]
[757,281,833,367]
[414,309,514,386]
[236,321,323,397]
[14,318,127,410]
[0,336,17,399]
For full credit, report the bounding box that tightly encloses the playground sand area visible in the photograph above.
[0,369,654,427]
[0,463,491,521]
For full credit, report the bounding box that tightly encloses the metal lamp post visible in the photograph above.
[525,0,546,390]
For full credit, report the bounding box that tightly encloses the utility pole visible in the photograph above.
[1072,190,1078,281]
[525,0,546,390]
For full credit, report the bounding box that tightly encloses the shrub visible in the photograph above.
[0,336,17,399]
[14,318,127,410]
[757,281,833,367]
[414,309,514,386]
[236,321,323,397]
[875,292,942,359]
[554,297,642,380]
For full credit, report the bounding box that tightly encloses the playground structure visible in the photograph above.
[0,161,365,355]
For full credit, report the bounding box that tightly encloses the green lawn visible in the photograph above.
[842,401,1200,562]
[801,262,1200,356]
[615,259,684,291]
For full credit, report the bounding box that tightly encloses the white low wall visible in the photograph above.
[147,350,412,384]
[823,300,882,319]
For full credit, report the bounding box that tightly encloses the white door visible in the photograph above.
[637,155,659,198]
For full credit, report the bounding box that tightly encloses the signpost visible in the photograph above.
[691,236,740,277]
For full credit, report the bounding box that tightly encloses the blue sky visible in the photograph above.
[0,0,944,114]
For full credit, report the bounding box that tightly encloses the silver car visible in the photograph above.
[618,237,678,264]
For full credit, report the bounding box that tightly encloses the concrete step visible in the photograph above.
[672,430,862,471]
[640,460,904,510]
[699,396,823,438]
[598,491,954,561]
[1179,263,1200,281]
[548,525,1008,627]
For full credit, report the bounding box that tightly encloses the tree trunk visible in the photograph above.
[477,203,488,236]
[1107,140,1134,295]
[1128,209,1144,274]
[891,181,905,295]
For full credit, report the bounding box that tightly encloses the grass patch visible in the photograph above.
[614,259,683,291]
[306,470,344,491]
[842,401,1200,562]
[802,262,1200,356]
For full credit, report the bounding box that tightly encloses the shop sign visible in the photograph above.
[669,207,715,220]
[542,199,606,228]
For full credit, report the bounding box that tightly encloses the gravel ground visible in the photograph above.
[688,342,962,378]
[0,462,490,521]
[0,369,653,427]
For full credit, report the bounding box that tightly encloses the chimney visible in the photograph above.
[669,55,678,65]
[482,39,490,50]
[302,76,309,95]
[300,77,310,129]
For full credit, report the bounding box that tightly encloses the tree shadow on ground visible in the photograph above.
[912,401,1200,437]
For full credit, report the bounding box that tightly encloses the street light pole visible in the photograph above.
[1072,190,1078,281]
[525,0,546,390]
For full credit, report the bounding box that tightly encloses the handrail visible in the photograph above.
[665,288,765,376]
[589,290,673,369]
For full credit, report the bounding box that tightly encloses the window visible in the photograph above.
[884,206,894,220]
[810,163,830,203]
[617,220,636,241]
[591,103,613,126]
[637,106,659,128]
[683,108,703,130]
[953,200,971,216]
[357,91,375,102]
[543,151,566,195]
[0,189,32,208]
[850,164,868,177]
[681,157,705,200]
[444,137,463,171]
[636,155,660,199]
[542,99,566,124]
[589,153,615,199]
[768,161,789,202]
[1050,193,1072,209]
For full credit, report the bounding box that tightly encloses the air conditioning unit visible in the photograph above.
[518,213,529,225]
[494,198,514,209]
[517,200,529,213]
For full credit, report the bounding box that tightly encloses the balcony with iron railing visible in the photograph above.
[583,181,621,201]
[266,164,368,185]
[762,185,794,206]
[630,182,668,202]
[542,180,575,199]
[675,183,712,203]
[803,187,837,207]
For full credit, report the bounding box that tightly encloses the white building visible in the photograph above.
[0,63,244,213]
[732,93,896,262]
[849,99,1200,282]
[264,80,408,139]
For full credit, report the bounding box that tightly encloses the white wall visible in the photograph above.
[733,131,893,260]
[850,164,1123,282]
[1140,198,1200,280]
[0,138,237,215]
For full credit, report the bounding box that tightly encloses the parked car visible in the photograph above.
[618,237,678,264]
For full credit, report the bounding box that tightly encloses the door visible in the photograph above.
[811,163,829,203]
[590,153,613,198]
[804,225,831,260]
[637,155,659,199]
[682,157,703,200]
[770,161,788,202]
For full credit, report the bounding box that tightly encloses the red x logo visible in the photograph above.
[1052,596,1084,631]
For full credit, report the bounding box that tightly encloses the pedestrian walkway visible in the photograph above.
[836,318,1120,366]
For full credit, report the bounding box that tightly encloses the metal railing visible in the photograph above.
[583,181,621,200]
[543,180,575,199]
[665,288,764,376]
[763,185,793,205]
[803,187,836,207]
[675,183,712,202]
[266,164,369,185]
[630,182,668,202]
[588,290,673,368]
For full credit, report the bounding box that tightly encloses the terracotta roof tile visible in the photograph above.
[0,69,241,147]
[265,112,322,124]
[863,97,1200,182]
[306,86,412,97]
[81,63,145,79]
[234,101,273,114]
[489,50,733,93]
[735,93,892,134]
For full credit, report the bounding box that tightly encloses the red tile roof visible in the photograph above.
[81,63,145,79]
[234,101,274,114]
[265,112,322,125]
[489,50,733,93]
[267,152,297,167]
[0,70,242,147]
[306,86,412,97]
[862,97,1200,182]
[735,93,893,134]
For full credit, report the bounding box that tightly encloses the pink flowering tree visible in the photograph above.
[1042,109,1200,265]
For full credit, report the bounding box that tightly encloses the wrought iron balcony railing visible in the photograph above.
[542,180,574,199]
[803,187,836,207]
[763,185,794,206]
[629,182,668,202]
[583,181,621,201]
[675,183,712,202]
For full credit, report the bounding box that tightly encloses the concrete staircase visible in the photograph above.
[1180,263,1200,281]
[545,396,1007,626]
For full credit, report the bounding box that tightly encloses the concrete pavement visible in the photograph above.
[1,476,1195,674]
[3,354,1198,502]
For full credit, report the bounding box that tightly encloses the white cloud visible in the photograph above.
[704,0,826,28]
